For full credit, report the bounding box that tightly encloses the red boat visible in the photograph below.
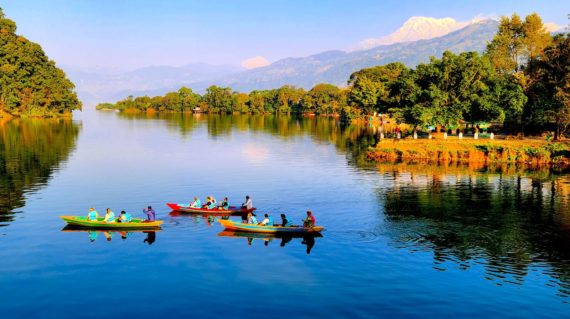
[166,203,256,214]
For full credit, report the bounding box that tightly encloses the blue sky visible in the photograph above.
[1,0,567,70]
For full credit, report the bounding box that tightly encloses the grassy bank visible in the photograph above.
[367,139,570,167]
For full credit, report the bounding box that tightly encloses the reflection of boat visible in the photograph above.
[60,216,163,229]
[166,203,256,214]
[218,230,321,253]
[218,219,324,234]
[61,226,158,244]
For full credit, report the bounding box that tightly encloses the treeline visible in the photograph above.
[98,13,569,139]
[0,9,81,117]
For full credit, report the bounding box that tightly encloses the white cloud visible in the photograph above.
[544,22,564,32]
[241,56,270,69]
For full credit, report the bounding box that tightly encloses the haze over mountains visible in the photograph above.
[68,17,502,103]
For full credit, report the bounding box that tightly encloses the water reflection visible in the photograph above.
[376,163,570,295]
[61,226,158,244]
[0,119,80,227]
[217,230,322,254]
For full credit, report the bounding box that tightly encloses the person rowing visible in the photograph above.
[87,207,99,221]
[190,197,201,208]
[241,195,253,210]
[280,213,292,227]
[118,210,133,223]
[143,206,156,222]
[103,208,116,223]
[303,210,316,228]
[218,197,229,210]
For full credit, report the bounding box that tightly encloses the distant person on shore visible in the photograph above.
[87,207,99,221]
[280,214,291,227]
[241,195,253,210]
[218,197,229,210]
[143,206,156,222]
[103,208,116,223]
[247,212,258,224]
[119,210,132,223]
[190,197,201,208]
[303,211,316,228]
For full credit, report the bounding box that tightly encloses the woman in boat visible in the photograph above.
[280,214,292,227]
[119,210,133,223]
[207,196,217,209]
[218,197,229,210]
[303,211,316,228]
[103,208,116,223]
[190,197,201,208]
[87,207,99,221]
[247,212,258,224]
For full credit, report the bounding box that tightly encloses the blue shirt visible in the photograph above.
[143,208,156,221]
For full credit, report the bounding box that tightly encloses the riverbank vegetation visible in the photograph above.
[98,13,568,139]
[0,9,81,117]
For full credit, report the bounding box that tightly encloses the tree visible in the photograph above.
[202,85,234,113]
[302,84,340,114]
[526,34,570,140]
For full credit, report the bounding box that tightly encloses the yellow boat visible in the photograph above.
[218,219,323,234]
[60,216,163,229]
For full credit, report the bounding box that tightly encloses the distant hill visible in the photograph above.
[70,19,499,103]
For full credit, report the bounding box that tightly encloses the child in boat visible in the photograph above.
[190,197,201,208]
[303,211,316,227]
[119,210,133,223]
[87,207,99,221]
[259,213,274,226]
[218,197,229,210]
[104,208,116,223]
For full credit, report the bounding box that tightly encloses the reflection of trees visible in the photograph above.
[378,167,570,295]
[0,119,80,226]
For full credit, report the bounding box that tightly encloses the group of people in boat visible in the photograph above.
[242,210,316,227]
[86,206,156,223]
[187,195,252,211]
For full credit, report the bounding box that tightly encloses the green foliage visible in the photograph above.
[0,8,80,117]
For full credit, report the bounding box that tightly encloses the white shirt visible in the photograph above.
[260,218,269,225]
[244,198,253,210]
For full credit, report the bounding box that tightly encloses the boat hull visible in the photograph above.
[60,216,162,229]
[167,203,256,214]
[218,219,323,234]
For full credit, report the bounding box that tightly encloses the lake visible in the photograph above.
[0,109,569,318]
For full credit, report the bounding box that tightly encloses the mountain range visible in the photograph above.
[67,19,499,104]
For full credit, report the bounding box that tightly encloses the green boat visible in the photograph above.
[60,215,163,229]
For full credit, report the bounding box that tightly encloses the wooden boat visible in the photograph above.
[166,203,256,214]
[60,216,163,229]
[218,219,323,234]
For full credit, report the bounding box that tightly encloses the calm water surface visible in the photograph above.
[0,110,569,318]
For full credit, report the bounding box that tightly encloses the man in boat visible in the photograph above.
[260,213,274,226]
[104,208,116,223]
[119,210,133,223]
[190,197,201,208]
[143,206,156,222]
[87,207,99,221]
[280,214,292,227]
[217,197,229,210]
[303,211,316,228]
[241,195,253,210]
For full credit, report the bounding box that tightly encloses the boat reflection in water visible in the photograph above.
[218,230,322,254]
[169,211,230,227]
[61,226,158,244]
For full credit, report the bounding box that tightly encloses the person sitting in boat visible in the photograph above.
[190,197,201,208]
[104,208,116,223]
[119,210,133,223]
[260,213,274,226]
[218,197,229,210]
[280,213,292,227]
[247,212,258,224]
[241,195,253,210]
[303,210,316,228]
[87,207,99,221]
[202,196,217,209]
[143,206,156,222]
